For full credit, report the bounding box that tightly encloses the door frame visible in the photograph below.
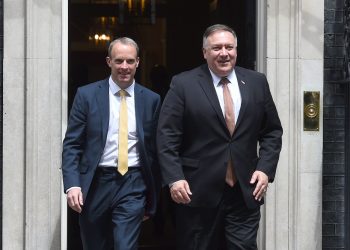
[60,1,267,249]
[255,0,267,249]
[61,0,69,249]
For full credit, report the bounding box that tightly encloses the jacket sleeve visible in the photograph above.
[61,88,87,192]
[256,76,283,182]
[156,76,186,186]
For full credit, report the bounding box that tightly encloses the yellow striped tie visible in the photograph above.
[118,89,128,175]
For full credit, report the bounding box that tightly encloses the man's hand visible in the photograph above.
[67,188,84,213]
[250,170,269,201]
[170,180,192,204]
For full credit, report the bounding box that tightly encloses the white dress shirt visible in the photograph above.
[99,76,140,168]
[209,68,242,123]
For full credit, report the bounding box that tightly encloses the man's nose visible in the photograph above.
[121,61,128,68]
[220,47,228,55]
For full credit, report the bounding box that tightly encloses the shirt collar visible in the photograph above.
[109,76,135,97]
[208,67,237,87]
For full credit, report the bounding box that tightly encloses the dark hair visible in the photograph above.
[202,24,238,48]
[107,37,139,57]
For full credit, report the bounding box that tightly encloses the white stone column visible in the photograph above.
[3,0,26,248]
[263,0,324,249]
[3,0,63,249]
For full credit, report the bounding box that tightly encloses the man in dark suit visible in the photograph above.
[157,24,283,249]
[62,37,161,250]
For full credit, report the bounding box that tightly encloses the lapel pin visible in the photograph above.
[241,80,246,85]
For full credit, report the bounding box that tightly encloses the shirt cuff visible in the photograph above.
[66,186,81,193]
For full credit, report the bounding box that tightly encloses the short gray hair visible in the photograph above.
[107,37,139,57]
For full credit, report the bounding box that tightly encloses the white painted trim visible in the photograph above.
[256,0,267,74]
[61,0,68,249]
[256,1,267,249]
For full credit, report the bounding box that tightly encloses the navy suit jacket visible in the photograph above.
[157,64,283,209]
[62,78,161,216]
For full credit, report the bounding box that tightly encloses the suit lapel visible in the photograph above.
[134,84,144,139]
[235,68,249,131]
[196,66,251,136]
[197,66,228,131]
[96,79,110,143]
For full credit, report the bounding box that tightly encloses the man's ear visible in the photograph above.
[202,48,207,60]
[106,57,111,67]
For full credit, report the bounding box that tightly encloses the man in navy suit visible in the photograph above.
[157,24,283,249]
[62,37,161,250]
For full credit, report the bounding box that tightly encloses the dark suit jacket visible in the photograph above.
[62,78,161,216]
[157,64,283,209]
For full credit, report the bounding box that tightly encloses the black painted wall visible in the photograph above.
[323,0,348,249]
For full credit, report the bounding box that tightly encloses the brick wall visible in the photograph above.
[323,0,347,249]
